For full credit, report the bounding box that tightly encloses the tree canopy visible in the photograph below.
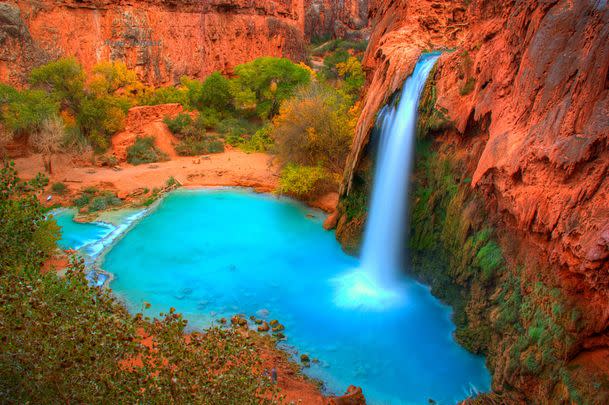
[231,57,311,118]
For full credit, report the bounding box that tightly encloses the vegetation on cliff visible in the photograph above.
[407,75,609,403]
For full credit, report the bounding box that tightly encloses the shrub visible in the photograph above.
[196,108,222,130]
[51,182,67,195]
[0,162,59,268]
[29,116,65,173]
[273,82,354,173]
[277,164,334,199]
[217,116,259,146]
[73,187,121,212]
[460,77,476,96]
[323,50,350,78]
[164,113,193,136]
[166,176,179,188]
[73,187,98,207]
[475,241,504,281]
[165,111,225,156]
[29,58,86,110]
[175,137,224,156]
[241,125,274,153]
[126,137,168,165]
[99,154,119,167]
[88,192,122,212]
[138,85,189,107]
[207,140,224,153]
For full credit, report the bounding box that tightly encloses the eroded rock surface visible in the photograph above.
[0,0,308,84]
[305,0,369,40]
[339,0,609,401]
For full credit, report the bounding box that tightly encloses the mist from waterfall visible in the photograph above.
[359,53,440,287]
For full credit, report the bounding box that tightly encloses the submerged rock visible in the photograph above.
[256,309,270,318]
[230,315,248,327]
[323,210,339,230]
[272,323,285,332]
[328,385,366,405]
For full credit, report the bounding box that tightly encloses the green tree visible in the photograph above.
[90,61,140,96]
[0,84,59,136]
[200,72,233,111]
[29,58,86,113]
[231,57,311,118]
[323,49,350,78]
[77,95,130,151]
[336,56,365,100]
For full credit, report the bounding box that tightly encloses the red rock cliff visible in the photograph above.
[346,0,609,291]
[340,0,609,400]
[304,0,369,40]
[0,0,308,85]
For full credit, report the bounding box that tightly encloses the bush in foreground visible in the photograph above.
[0,162,279,403]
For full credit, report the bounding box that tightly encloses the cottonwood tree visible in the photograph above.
[30,116,64,174]
[273,82,354,173]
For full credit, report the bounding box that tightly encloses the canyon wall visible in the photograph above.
[337,0,609,402]
[0,0,308,85]
[304,0,369,40]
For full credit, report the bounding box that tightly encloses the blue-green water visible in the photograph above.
[57,189,490,404]
[53,210,114,252]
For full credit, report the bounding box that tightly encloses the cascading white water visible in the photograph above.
[360,53,440,287]
[333,54,440,310]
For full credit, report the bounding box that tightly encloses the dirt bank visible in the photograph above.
[14,149,279,197]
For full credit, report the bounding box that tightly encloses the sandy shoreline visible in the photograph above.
[13,149,338,213]
[14,148,279,194]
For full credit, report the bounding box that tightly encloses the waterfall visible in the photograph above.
[360,53,440,287]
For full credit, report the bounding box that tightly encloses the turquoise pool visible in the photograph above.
[56,188,491,404]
